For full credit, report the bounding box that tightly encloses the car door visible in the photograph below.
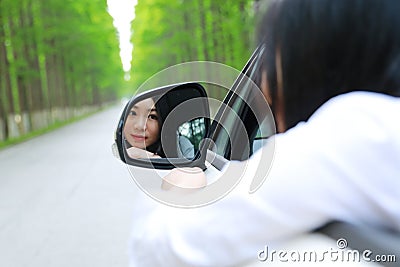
[203,46,400,266]
[208,44,275,162]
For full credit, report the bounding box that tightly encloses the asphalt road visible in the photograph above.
[0,105,138,267]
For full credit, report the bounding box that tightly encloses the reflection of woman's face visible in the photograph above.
[123,98,160,149]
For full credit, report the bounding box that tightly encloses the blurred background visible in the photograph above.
[0,1,259,266]
[0,0,258,146]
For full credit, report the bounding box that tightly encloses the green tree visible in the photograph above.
[0,0,123,141]
[130,0,256,92]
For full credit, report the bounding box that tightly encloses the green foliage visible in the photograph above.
[0,0,124,140]
[130,0,256,91]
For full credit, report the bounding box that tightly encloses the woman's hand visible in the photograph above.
[126,147,161,159]
[161,167,206,190]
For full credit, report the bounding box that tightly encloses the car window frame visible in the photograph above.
[209,45,269,160]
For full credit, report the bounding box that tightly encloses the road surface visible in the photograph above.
[0,105,137,267]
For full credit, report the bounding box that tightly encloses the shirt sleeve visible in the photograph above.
[128,93,400,267]
[129,133,340,266]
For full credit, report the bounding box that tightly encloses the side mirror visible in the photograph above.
[114,82,210,169]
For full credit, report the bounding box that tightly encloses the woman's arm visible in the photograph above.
[128,93,400,266]
[128,134,338,266]
[126,146,161,159]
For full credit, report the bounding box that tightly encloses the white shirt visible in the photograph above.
[128,91,400,266]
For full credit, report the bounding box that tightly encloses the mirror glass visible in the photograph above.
[123,98,163,159]
[122,85,209,161]
[177,118,206,159]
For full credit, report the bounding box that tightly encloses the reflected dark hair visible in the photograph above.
[258,0,400,130]
[123,97,165,157]
[145,97,166,157]
[145,93,182,157]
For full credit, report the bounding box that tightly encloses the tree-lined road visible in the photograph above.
[1,0,123,141]
[0,105,138,267]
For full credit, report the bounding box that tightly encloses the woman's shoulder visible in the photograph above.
[309,91,400,124]
[300,91,399,138]
[271,91,400,177]
[254,91,400,189]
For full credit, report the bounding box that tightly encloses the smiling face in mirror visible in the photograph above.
[120,84,211,161]
[123,98,160,150]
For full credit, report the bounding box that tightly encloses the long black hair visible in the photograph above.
[258,0,400,130]
[145,93,181,158]
[123,96,165,157]
[144,97,166,157]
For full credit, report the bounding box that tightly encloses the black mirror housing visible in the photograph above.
[114,82,210,170]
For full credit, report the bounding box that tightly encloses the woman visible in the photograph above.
[129,0,400,266]
[259,0,400,132]
[123,96,195,159]
[123,98,163,158]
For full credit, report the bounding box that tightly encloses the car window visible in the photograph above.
[213,93,244,157]
[252,116,275,154]
[211,45,270,160]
